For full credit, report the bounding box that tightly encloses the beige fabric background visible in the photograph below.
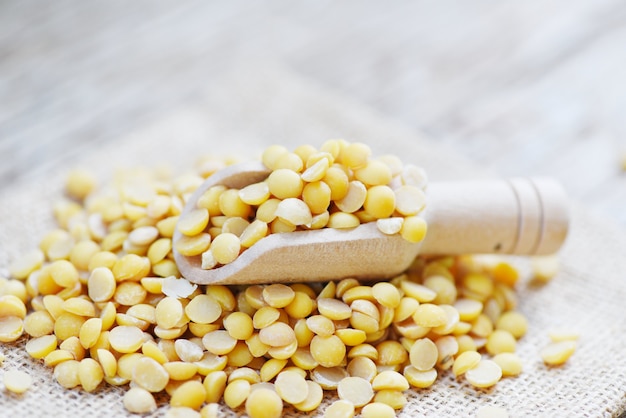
[1,63,624,417]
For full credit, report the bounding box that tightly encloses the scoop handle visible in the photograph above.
[421,177,569,256]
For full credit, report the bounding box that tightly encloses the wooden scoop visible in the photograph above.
[173,161,569,285]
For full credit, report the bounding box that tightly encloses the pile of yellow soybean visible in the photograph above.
[0,141,575,418]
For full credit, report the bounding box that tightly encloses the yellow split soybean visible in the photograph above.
[3,369,33,394]
[4,142,568,417]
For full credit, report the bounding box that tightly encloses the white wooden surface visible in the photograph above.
[2,0,625,226]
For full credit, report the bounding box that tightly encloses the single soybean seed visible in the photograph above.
[548,329,580,342]
[355,160,392,186]
[69,240,100,271]
[324,399,355,418]
[376,217,404,235]
[109,325,144,353]
[307,315,335,337]
[400,216,427,243]
[260,358,288,382]
[372,282,401,308]
[465,359,503,388]
[87,267,116,303]
[413,303,447,328]
[9,249,45,280]
[222,217,250,237]
[259,322,296,347]
[310,335,346,368]
[453,350,482,377]
[128,226,160,247]
[400,280,436,302]
[224,379,251,409]
[267,168,304,200]
[164,361,199,381]
[156,297,185,329]
[0,294,27,319]
[540,340,576,366]
[256,198,280,223]
[112,254,151,282]
[200,403,220,418]
[492,352,523,376]
[170,380,206,409]
[375,390,408,410]
[275,370,309,404]
[239,182,271,206]
[223,312,254,340]
[424,275,458,305]
[203,330,237,355]
[49,260,80,288]
[335,328,367,347]
[302,181,331,214]
[337,376,374,407]
[342,142,371,169]
[274,198,313,226]
[495,311,528,338]
[311,366,349,390]
[79,317,102,349]
[245,387,283,418]
[372,370,410,391]
[284,291,314,319]
[361,403,396,418]
[147,238,172,265]
[59,336,86,361]
[294,380,324,412]
[323,166,349,201]
[394,185,426,216]
[227,367,261,384]
[485,329,516,355]
[44,349,74,367]
[403,365,437,388]
[335,181,367,214]
[79,357,104,392]
[184,294,221,324]
[275,151,304,172]
[204,371,227,403]
[347,356,377,382]
[219,189,252,218]
[262,145,290,169]
[123,387,157,414]
[531,255,560,283]
[363,185,396,219]
[25,334,58,359]
[3,369,33,394]
[252,306,281,329]
[174,339,204,363]
[410,338,438,371]
[239,220,268,248]
[209,233,240,265]
[291,348,318,370]
[317,298,352,320]
[267,339,298,361]
[454,298,484,322]
[476,405,510,418]
[175,233,212,257]
[302,158,330,183]
[262,283,295,308]
[377,340,408,367]
[96,349,117,377]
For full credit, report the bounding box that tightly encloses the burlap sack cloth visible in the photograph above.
[1,64,624,417]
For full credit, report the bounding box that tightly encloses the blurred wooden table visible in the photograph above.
[1,0,626,225]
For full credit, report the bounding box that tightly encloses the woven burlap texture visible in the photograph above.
[1,64,624,417]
